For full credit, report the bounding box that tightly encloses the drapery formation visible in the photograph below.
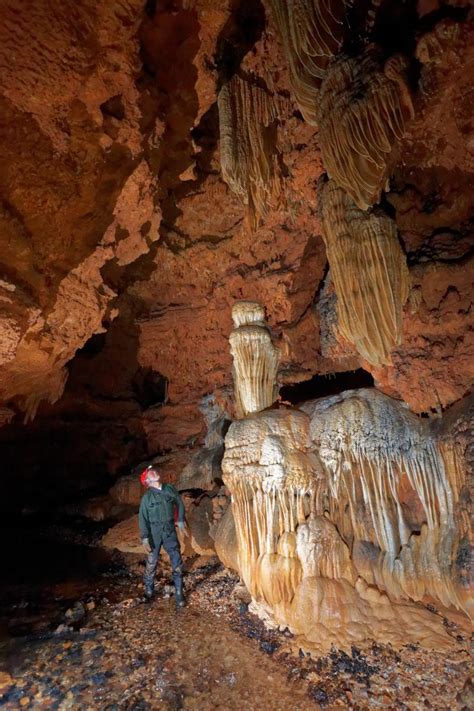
[218,74,283,228]
[263,3,414,207]
[303,390,469,614]
[265,0,350,124]
[318,176,409,365]
[318,50,414,209]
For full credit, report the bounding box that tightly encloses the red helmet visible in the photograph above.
[140,465,154,487]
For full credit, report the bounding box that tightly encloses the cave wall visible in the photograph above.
[0,0,472,509]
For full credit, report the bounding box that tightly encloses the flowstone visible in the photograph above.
[220,388,472,652]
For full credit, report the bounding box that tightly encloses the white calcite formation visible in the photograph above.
[318,176,410,366]
[221,388,472,652]
[265,0,350,125]
[318,49,414,209]
[229,302,280,418]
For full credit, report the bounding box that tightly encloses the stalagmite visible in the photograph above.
[318,49,414,209]
[318,176,410,366]
[218,74,283,228]
[221,389,470,652]
[265,0,349,125]
[223,409,318,612]
[229,302,280,418]
[296,516,357,584]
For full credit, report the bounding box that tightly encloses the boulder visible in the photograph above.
[109,474,143,506]
[187,496,215,556]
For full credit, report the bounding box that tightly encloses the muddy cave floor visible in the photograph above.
[0,521,472,710]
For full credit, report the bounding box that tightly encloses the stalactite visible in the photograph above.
[218,74,283,229]
[318,48,414,209]
[230,477,313,602]
[265,0,350,125]
[229,302,280,417]
[318,176,410,366]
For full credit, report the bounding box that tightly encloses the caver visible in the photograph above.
[138,465,186,608]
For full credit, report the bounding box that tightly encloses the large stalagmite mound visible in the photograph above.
[220,389,473,651]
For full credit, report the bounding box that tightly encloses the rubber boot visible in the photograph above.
[175,579,186,608]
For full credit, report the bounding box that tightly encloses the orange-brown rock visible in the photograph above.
[0,0,162,418]
[372,258,474,413]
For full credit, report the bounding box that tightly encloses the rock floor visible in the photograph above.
[0,555,472,710]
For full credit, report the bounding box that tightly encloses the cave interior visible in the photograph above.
[0,0,472,707]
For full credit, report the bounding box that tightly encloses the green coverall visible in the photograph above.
[139,484,185,596]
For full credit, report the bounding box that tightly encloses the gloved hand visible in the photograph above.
[177,521,185,531]
[142,538,152,554]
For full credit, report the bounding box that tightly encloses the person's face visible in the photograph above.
[146,469,160,486]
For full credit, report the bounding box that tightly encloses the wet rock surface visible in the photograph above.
[0,540,471,710]
[0,517,124,642]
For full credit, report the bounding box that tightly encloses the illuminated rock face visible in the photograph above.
[318,177,410,366]
[221,389,471,652]
[229,302,280,418]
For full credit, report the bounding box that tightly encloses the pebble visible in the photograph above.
[2,557,470,710]
[0,671,14,693]
[54,623,71,635]
[65,601,85,623]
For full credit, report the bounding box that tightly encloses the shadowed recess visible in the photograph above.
[279,368,375,405]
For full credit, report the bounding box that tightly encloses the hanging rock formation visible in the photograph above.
[218,74,283,228]
[264,1,411,209]
[229,302,280,418]
[221,388,472,652]
[265,0,350,125]
[318,49,414,209]
[318,176,410,365]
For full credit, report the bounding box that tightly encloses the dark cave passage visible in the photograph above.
[279,368,375,405]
